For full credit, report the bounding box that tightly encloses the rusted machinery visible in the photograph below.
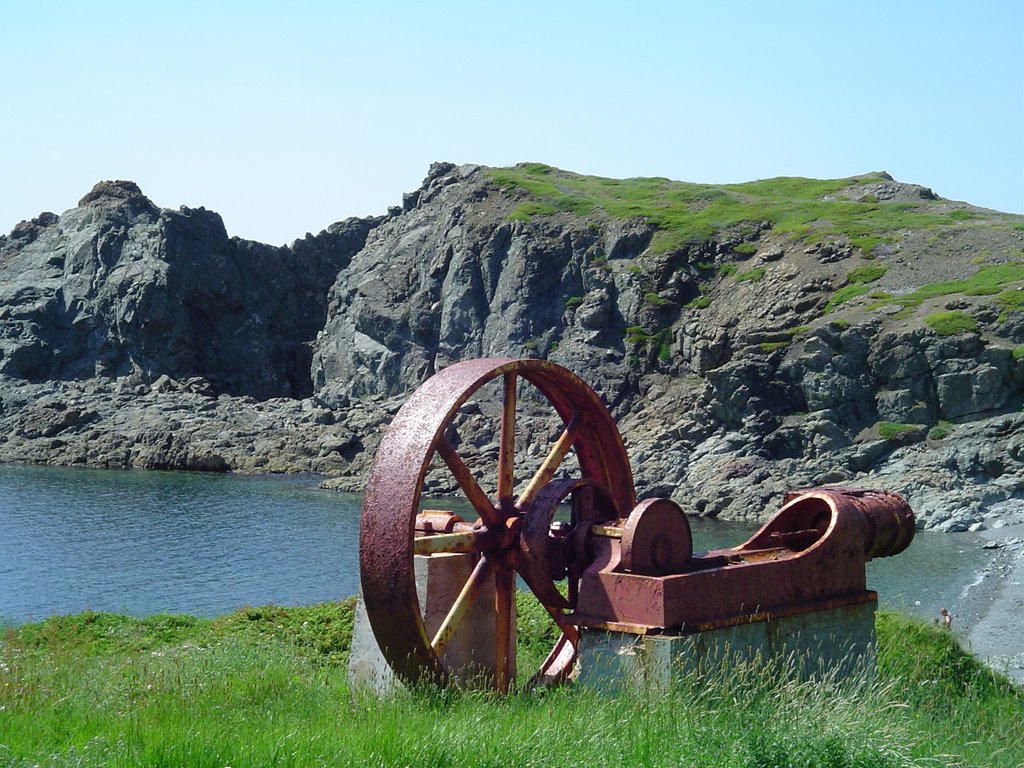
[359,358,915,692]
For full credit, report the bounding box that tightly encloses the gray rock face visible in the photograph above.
[0,181,377,399]
[311,163,646,408]
[3,166,1024,534]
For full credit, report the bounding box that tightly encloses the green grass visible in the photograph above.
[867,262,1024,315]
[824,264,891,312]
[625,325,649,345]
[877,421,923,440]
[926,310,978,336]
[0,605,1020,767]
[847,264,887,284]
[732,241,758,256]
[735,266,766,283]
[825,284,871,313]
[644,291,672,307]
[996,289,1024,322]
[489,165,999,255]
[928,420,952,440]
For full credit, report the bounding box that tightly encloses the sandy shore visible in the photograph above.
[961,514,1024,685]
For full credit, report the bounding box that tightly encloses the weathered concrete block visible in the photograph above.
[577,600,877,691]
[348,553,514,694]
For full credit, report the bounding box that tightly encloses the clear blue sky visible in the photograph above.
[2,1,1022,246]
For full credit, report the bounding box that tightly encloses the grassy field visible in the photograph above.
[1,600,1021,767]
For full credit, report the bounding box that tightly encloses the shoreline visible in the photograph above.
[961,519,1024,684]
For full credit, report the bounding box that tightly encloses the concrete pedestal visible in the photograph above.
[577,599,877,691]
[348,552,514,694]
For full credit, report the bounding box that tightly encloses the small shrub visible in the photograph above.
[928,421,951,440]
[1014,345,1024,361]
[686,295,712,309]
[625,325,648,344]
[719,263,737,277]
[759,340,790,352]
[564,296,583,309]
[926,310,977,336]
[735,267,766,283]
[644,291,671,307]
[733,241,758,256]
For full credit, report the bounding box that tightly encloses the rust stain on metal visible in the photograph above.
[359,357,916,692]
[359,358,636,689]
[574,487,916,631]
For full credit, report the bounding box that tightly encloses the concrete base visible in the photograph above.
[348,553,515,694]
[577,599,877,691]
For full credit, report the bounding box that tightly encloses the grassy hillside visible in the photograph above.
[1,601,1020,767]
[489,163,1022,255]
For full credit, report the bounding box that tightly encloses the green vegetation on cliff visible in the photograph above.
[926,310,979,336]
[1,604,1019,767]
[864,262,1024,314]
[489,163,1005,255]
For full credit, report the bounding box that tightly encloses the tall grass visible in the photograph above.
[1,605,1020,767]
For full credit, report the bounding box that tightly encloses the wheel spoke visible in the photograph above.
[498,372,517,501]
[413,530,485,556]
[494,565,515,694]
[516,415,581,508]
[431,555,493,656]
[437,437,502,528]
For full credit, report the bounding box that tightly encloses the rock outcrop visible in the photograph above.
[0,180,378,399]
[3,165,1024,531]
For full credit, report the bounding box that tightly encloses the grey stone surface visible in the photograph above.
[577,600,877,690]
[348,553,513,694]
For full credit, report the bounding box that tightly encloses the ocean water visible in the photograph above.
[0,464,991,627]
[0,464,362,623]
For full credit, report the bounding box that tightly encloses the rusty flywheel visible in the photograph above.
[359,358,637,691]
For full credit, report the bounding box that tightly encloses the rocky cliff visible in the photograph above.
[3,165,1024,531]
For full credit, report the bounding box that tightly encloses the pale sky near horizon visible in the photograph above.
[2,1,1022,246]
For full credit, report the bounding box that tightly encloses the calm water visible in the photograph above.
[0,464,362,623]
[0,464,990,626]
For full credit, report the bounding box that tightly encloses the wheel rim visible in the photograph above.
[359,358,636,690]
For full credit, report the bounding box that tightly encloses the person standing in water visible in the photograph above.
[940,607,953,630]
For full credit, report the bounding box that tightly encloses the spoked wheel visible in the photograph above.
[359,358,637,692]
